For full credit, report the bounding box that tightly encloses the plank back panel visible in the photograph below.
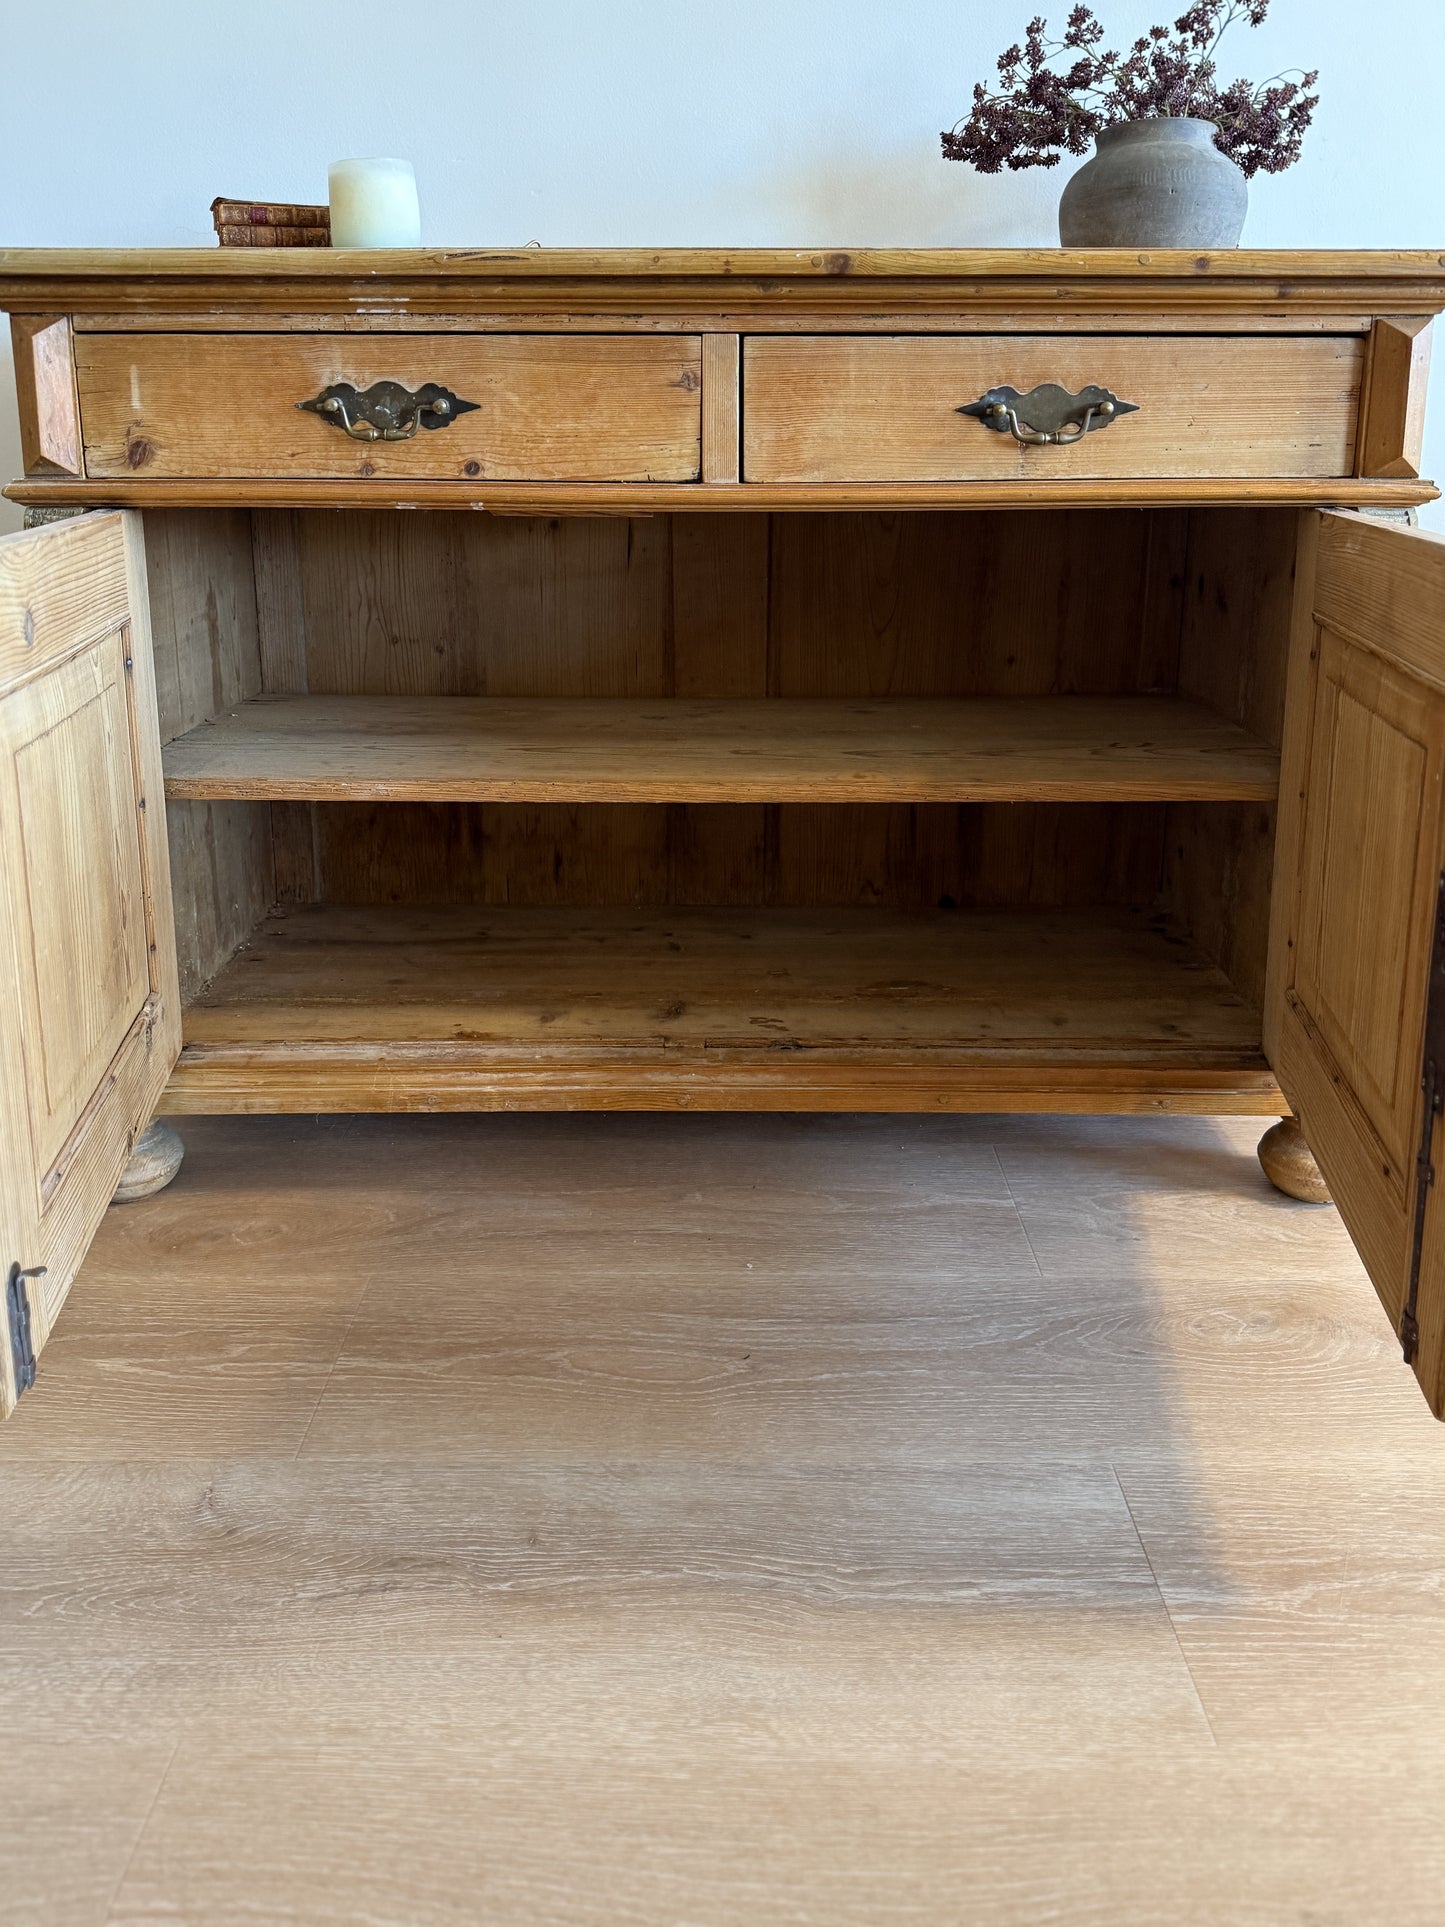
[281,508,1186,704]
[1175,508,1299,749]
[765,510,1186,697]
[293,511,676,697]
[305,800,1167,911]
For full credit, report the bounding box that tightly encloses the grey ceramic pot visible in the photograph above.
[1057,118,1248,248]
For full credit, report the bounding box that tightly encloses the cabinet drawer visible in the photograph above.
[743,335,1364,482]
[74,334,702,482]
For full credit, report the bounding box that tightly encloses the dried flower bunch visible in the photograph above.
[942,1,1319,178]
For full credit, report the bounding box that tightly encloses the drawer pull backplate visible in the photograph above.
[958,383,1138,447]
[298,380,480,442]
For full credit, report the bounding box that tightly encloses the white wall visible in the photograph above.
[2,0,1442,531]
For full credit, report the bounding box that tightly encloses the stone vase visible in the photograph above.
[1057,118,1248,248]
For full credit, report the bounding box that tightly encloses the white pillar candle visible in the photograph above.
[327,158,422,248]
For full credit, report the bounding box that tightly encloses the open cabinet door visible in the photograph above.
[1267,510,1445,1415]
[0,512,179,1416]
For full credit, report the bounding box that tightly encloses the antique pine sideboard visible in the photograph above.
[4,246,1445,1420]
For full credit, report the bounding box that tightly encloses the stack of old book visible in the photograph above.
[210,197,330,247]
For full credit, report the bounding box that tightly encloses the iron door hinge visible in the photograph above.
[1402,871,1445,1364]
[6,1263,45,1397]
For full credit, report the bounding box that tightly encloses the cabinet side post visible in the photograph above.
[10,316,83,477]
[1357,316,1434,480]
[1262,508,1322,1069]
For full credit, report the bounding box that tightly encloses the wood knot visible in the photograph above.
[125,434,153,469]
[22,607,35,649]
[463,459,481,477]
[675,367,701,391]
[822,252,852,276]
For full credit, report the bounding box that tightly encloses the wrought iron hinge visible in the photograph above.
[1402,872,1445,1364]
[6,1263,45,1398]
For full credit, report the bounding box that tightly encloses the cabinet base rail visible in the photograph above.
[163,1048,1285,1118]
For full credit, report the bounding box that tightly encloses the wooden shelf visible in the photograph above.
[161,696,1280,805]
[164,904,1281,1116]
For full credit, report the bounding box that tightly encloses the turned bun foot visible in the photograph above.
[1258,1116,1332,1205]
[112,1120,185,1203]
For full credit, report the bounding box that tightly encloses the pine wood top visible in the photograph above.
[160,695,1280,804]
[3,246,1444,280]
[3,248,1444,316]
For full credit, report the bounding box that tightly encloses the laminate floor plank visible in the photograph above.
[1115,1448,1445,1752]
[105,1753,1445,1927]
[993,1110,1365,1283]
[0,1129,379,1460]
[5,1112,1445,1924]
[299,1287,1412,1461]
[0,1631,1207,1763]
[0,1740,177,1927]
[0,1456,1166,1648]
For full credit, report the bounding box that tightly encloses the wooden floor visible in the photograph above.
[4,1110,1445,1925]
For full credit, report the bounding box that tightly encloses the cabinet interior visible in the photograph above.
[144,505,1297,1111]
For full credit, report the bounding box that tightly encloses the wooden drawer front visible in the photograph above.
[743,335,1364,482]
[74,334,702,482]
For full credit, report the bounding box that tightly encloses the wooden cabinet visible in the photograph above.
[4,246,1445,1419]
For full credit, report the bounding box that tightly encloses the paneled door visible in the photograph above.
[0,511,178,1415]
[1267,510,1445,1414]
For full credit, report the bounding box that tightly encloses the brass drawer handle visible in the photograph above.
[958,383,1138,448]
[297,380,480,442]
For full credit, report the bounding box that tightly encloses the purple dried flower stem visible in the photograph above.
[942,0,1318,178]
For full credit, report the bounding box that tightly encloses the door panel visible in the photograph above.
[1266,510,1445,1410]
[0,511,179,1415]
